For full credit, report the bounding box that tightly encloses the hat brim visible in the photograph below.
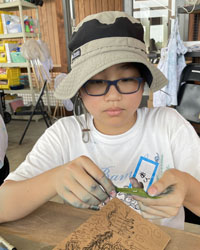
[54,50,167,100]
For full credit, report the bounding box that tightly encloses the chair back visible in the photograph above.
[179,63,200,83]
[176,64,200,124]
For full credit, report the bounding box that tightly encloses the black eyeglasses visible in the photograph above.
[82,77,143,96]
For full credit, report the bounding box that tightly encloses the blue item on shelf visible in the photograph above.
[10,84,24,90]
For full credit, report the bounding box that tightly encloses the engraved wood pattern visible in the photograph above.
[53,198,170,250]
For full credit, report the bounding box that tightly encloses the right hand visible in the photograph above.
[53,155,116,209]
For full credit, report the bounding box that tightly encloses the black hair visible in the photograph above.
[121,62,153,87]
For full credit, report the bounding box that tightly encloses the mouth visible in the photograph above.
[104,108,123,116]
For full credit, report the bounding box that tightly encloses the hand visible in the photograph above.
[131,169,188,220]
[53,155,116,209]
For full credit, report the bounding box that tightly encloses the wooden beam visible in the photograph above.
[55,0,68,72]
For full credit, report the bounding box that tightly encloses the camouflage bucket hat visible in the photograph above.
[54,11,167,100]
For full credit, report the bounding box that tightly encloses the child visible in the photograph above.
[0,11,200,230]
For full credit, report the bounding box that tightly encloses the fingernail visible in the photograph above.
[148,186,157,197]
[89,205,100,211]
[104,197,110,204]
[109,190,117,197]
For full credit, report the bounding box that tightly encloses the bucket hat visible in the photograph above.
[54,11,168,100]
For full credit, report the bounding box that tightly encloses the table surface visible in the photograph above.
[0,201,200,250]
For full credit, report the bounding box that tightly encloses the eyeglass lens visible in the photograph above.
[84,78,141,96]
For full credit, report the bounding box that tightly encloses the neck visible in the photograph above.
[93,112,137,135]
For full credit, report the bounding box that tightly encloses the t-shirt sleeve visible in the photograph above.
[5,118,70,181]
[167,109,200,180]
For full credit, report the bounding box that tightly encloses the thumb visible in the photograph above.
[147,170,175,197]
[147,183,161,197]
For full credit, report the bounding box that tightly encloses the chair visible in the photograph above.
[184,207,200,225]
[176,63,200,224]
[176,63,200,135]
[15,81,52,145]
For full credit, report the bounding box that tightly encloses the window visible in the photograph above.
[132,0,176,53]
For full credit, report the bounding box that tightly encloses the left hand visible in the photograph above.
[132,169,188,220]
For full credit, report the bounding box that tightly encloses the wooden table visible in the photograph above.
[0,201,200,250]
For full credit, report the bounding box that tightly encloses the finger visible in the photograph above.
[64,176,102,206]
[139,210,164,220]
[133,195,183,213]
[130,177,141,188]
[147,169,178,197]
[98,174,116,197]
[139,202,169,219]
[58,186,90,209]
[138,201,180,218]
[66,163,109,202]
[133,192,178,206]
[75,156,116,196]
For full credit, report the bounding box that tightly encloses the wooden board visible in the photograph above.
[53,198,170,250]
[0,201,200,249]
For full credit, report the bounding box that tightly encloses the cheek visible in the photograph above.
[126,92,143,109]
[82,95,101,115]
[132,84,144,107]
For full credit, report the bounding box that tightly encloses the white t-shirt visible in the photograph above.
[0,115,8,168]
[6,107,200,229]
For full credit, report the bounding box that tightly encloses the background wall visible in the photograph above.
[74,0,123,24]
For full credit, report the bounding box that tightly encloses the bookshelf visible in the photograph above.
[0,0,41,105]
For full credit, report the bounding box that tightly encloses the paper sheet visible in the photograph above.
[53,198,170,250]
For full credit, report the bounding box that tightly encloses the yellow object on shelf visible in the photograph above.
[0,43,5,52]
[0,40,18,51]
[0,40,18,62]
[0,78,20,89]
[0,67,20,89]
[0,67,20,79]
[0,51,6,62]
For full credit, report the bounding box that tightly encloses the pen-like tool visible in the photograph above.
[0,236,17,250]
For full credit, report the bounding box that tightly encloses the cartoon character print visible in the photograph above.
[131,154,160,191]
[139,171,150,183]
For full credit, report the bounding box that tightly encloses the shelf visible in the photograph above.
[0,62,29,67]
[0,0,37,11]
[0,0,42,107]
[2,88,39,94]
[178,4,200,14]
[0,32,37,39]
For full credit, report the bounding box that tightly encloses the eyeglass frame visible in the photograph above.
[82,77,144,96]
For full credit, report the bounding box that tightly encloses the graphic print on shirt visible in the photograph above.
[104,155,160,211]
[155,154,171,182]
[102,166,134,183]
[128,156,159,191]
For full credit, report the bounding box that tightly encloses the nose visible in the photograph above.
[104,85,121,101]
